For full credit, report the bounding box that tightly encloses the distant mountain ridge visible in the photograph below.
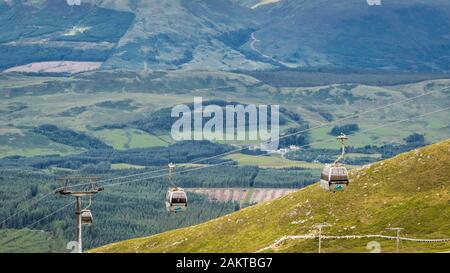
[246,0,450,71]
[1,0,450,72]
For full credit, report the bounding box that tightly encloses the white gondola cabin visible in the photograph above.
[165,188,188,213]
[320,133,350,192]
[81,209,93,226]
[320,164,349,192]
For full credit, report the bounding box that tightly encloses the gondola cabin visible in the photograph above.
[165,188,188,213]
[81,209,93,226]
[320,164,349,192]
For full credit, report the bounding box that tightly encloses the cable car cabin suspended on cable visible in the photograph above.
[81,195,94,226]
[165,163,188,213]
[165,188,188,213]
[320,164,349,192]
[320,133,350,192]
[81,209,93,226]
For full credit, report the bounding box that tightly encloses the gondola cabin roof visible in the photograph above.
[321,164,349,182]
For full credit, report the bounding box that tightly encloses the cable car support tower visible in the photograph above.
[56,177,103,253]
[168,162,177,190]
[334,132,348,166]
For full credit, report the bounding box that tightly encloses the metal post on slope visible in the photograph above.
[386,227,403,253]
[56,177,103,254]
[314,223,330,253]
[75,196,82,254]
[319,227,322,253]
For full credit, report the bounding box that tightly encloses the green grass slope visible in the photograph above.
[0,229,61,253]
[93,139,449,253]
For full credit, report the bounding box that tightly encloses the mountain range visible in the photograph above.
[1,0,450,72]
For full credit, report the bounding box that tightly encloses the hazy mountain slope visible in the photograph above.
[2,0,450,72]
[94,0,271,70]
[0,0,135,70]
[92,139,450,253]
[246,0,450,71]
[0,0,270,71]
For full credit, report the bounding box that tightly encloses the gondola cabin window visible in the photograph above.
[172,192,187,204]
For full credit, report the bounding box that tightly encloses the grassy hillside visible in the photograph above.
[92,139,450,253]
[0,229,62,253]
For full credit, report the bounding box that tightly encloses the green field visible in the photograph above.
[225,153,324,169]
[1,74,449,158]
[0,130,82,158]
[346,153,381,159]
[111,163,146,170]
[94,129,169,150]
